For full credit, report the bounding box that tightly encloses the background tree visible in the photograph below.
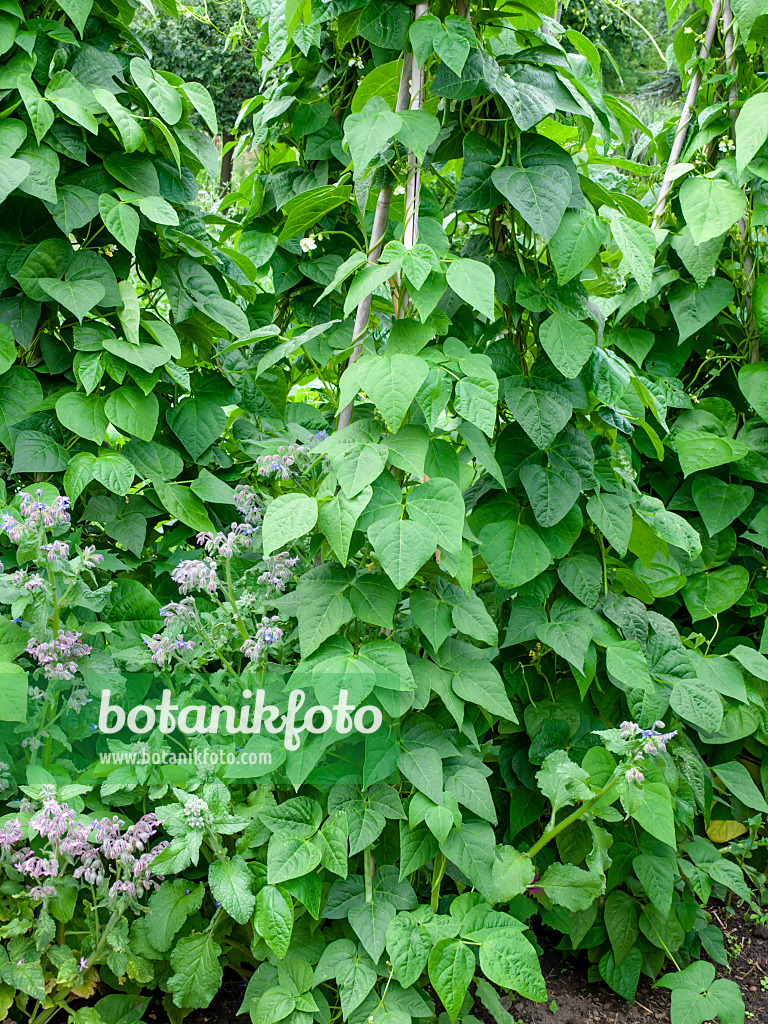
[136,1,261,191]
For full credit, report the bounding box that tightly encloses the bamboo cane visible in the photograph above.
[651,0,723,228]
[722,0,760,361]
[336,57,412,430]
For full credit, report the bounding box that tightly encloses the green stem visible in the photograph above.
[526,776,620,859]
[431,853,447,912]
[225,558,249,641]
[364,847,374,903]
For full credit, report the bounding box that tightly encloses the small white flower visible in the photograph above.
[348,57,357,66]
[300,236,317,253]
[684,26,693,33]
[393,185,405,196]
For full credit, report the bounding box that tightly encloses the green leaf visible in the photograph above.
[153,480,213,532]
[395,109,440,164]
[505,382,572,450]
[386,913,431,988]
[104,339,171,372]
[455,132,504,211]
[451,590,497,646]
[477,927,547,1002]
[735,93,768,174]
[99,194,140,252]
[399,747,443,805]
[713,761,768,813]
[405,478,465,553]
[334,443,389,499]
[166,397,226,460]
[479,520,552,589]
[440,820,495,893]
[675,431,749,477]
[146,881,204,952]
[490,847,535,903]
[455,374,498,436]
[586,491,632,556]
[93,89,144,152]
[539,313,595,378]
[250,987,296,1024]
[549,208,608,285]
[670,225,724,289]
[182,81,218,135]
[348,900,395,964]
[520,461,580,528]
[410,591,453,650]
[318,487,371,565]
[458,421,506,488]
[669,278,734,342]
[611,215,656,299]
[634,854,674,916]
[130,57,183,124]
[428,938,474,1020]
[39,276,105,322]
[167,933,222,1010]
[738,362,768,420]
[691,475,753,536]
[435,17,474,77]
[536,622,590,673]
[446,259,495,320]
[263,493,318,556]
[599,947,641,1002]
[0,158,29,204]
[208,856,256,925]
[368,518,436,589]
[12,431,68,474]
[358,355,429,433]
[267,835,322,884]
[679,177,747,246]
[452,659,517,721]
[57,0,93,33]
[558,554,602,608]
[604,891,639,966]
[280,185,353,241]
[491,165,571,240]
[46,185,100,234]
[254,885,293,957]
[343,97,401,178]
[537,863,603,911]
[0,663,27,722]
[630,782,676,848]
[55,392,107,443]
[682,565,750,621]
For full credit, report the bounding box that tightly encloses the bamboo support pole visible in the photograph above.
[651,0,723,228]
[337,3,431,428]
[722,0,760,361]
[336,58,412,429]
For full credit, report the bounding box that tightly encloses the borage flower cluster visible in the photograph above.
[257,551,299,592]
[233,484,262,525]
[196,522,255,558]
[253,431,328,482]
[618,720,678,784]
[171,557,218,595]
[145,634,195,668]
[3,800,167,903]
[26,630,93,683]
[0,491,71,544]
[241,615,283,661]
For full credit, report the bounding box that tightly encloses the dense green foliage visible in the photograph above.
[0,1,768,1024]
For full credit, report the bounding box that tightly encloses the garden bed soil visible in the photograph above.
[147,908,768,1024]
